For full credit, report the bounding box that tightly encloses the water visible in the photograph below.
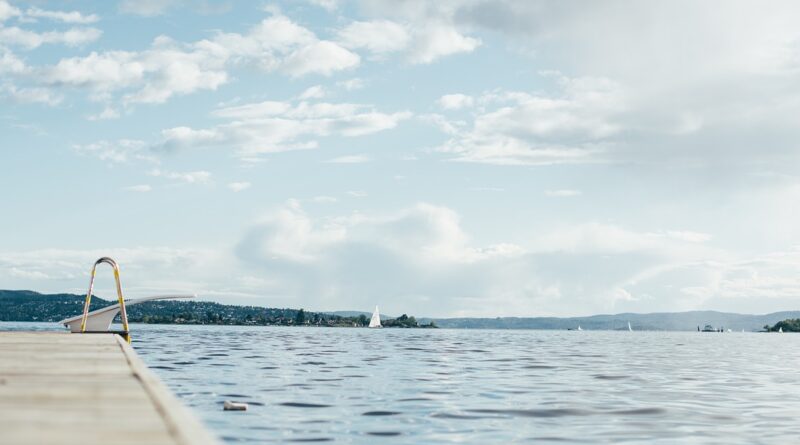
[4,323,800,443]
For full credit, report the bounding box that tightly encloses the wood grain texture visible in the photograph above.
[0,332,221,445]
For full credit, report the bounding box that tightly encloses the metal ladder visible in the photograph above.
[79,257,131,342]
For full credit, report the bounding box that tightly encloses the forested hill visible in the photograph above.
[5,289,796,331]
[0,290,431,328]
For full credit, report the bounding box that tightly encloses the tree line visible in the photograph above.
[0,290,435,328]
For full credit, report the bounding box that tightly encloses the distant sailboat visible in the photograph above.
[369,306,382,328]
[779,327,783,333]
[577,325,583,331]
[628,322,633,332]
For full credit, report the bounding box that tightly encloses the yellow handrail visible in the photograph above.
[80,257,130,335]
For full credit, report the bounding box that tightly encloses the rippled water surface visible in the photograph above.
[5,323,800,443]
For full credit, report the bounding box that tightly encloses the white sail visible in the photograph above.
[628,322,633,332]
[369,306,382,328]
[577,325,582,331]
[779,327,783,333]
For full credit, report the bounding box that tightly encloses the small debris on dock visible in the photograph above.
[224,400,248,411]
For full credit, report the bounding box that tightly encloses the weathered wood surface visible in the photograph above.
[0,332,220,445]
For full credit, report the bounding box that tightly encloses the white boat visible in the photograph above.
[779,327,783,333]
[628,322,633,332]
[577,325,583,331]
[369,306,382,328]
[59,294,194,333]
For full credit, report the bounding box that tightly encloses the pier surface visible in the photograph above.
[0,331,220,445]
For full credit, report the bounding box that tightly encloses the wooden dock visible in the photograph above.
[0,332,220,445]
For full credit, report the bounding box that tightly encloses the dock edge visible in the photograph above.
[114,335,221,445]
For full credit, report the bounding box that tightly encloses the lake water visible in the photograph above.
[3,323,800,443]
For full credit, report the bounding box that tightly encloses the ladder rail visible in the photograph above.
[80,257,130,334]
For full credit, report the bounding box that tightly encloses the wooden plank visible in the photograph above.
[0,332,220,445]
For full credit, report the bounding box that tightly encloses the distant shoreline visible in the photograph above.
[2,289,798,331]
[0,290,435,329]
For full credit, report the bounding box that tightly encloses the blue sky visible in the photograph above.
[2,0,800,317]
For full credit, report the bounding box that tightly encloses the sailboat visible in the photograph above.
[369,306,382,328]
[779,327,783,333]
[628,322,633,332]
[577,325,583,331]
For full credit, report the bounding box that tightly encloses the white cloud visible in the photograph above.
[421,113,464,135]
[0,26,102,49]
[88,106,120,121]
[337,77,365,91]
[684,250,800,301]
[441,1,800,170]
[158,127,219,148]
[10,267,57,280]
[312,195,338,203]
[337,20,410,54]
[281,40,359,77]
[434,75,625,165]
[211,100,291,119]
[298,85,325,100]
[223,14,316,55]
[149,168,211,184]
[124,184,152,192]
[41,40,230,106]
[345,1,800,173]
[119,0,181,17]
[308,0,338,12]
[0,246,234,299]
[451,1,800,79]
[239,202,518,268]
[73,139,152,163]
[326,154,370,163]
[227,181,251,192]
[2,84,62,105]
[545,189,582,197]
[2,201,799,316]
[437,93,473,110]
[25,7,99,24]
[44,51,147,90]
[122,43,229,104]
[34,12,359,108]
[0,48,25,74]
[154,97,411,158]
[206,14,360,78]
[664,231,712,244]
[0,1,20,22]
[335,17,479,64]
[231,202,740,316]
[338,2,482,64]
[347,190,367,197]
[407,22,480,64]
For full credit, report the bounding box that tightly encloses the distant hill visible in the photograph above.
[0,290,104,322]
[421,310,800,331]
[0,290,425,328]
[3,289,796,331]
[0,289,327,325]
[323,311,393,320]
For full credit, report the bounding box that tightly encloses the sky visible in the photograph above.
[2,0,800,317]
